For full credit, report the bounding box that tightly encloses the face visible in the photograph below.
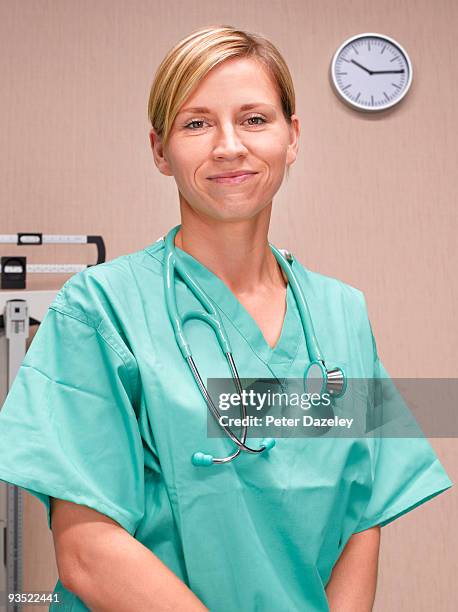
[150,57,300,222]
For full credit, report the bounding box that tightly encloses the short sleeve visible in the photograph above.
[353,299,453,533]
[0,295,145,536]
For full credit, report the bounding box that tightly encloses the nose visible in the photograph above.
[212,122,248,159]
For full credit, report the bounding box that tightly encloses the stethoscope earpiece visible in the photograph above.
[260,438,276,451]
[192,438,276,467]
[192,452,214,467]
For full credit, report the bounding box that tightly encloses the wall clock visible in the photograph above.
[330,33,413,112]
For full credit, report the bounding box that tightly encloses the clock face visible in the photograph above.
[330,33,413,111]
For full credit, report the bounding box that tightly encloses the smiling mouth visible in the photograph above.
[208,173,258,184]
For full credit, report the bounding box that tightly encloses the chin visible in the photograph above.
[182,191,270,223]
[206,206,266,223]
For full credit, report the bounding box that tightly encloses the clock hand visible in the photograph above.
[351,60,405,75]
[351,59,372,74]
[371,69,405,74]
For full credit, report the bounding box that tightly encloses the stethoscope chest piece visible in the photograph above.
[304,360,346,399]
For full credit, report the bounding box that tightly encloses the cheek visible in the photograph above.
[270,136,290,160]
[255,134,289,167]
[168,155,199,188]
[165,136,201,173]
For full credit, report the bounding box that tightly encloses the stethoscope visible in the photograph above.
[163,224,346,467]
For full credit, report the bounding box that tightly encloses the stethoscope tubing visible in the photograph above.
[164,226,269,458]
[162,224,344,465]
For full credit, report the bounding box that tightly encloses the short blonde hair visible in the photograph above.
[147,24,296,149]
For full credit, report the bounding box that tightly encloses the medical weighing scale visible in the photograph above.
[0,233,105,611]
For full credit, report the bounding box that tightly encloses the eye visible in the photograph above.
[184,119,208,130]
[183,114,267,130]
[245,114,266,126]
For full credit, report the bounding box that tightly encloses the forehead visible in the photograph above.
[178,57,281,112]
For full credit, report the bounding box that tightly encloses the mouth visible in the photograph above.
[208,172,258,185]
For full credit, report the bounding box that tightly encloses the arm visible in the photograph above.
[51,498,208,612]
[325,525,381,612]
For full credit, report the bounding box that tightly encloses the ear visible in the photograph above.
[149,128,174,176]
[285,114,300,169]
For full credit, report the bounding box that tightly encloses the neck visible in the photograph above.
[174,201,286,295]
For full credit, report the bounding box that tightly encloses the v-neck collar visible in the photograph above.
[146,237,302,368]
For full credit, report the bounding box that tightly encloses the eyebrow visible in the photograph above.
[178,102,274,115]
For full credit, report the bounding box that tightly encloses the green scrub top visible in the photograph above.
[0,234,453,611]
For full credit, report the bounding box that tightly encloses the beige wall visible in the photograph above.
[1,0,456,609]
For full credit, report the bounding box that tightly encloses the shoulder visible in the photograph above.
[290,254,373,351]
[290,254,368,314]
[289,254,376,372]
[49,241,163,327]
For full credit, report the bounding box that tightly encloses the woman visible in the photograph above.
[0,25,452,612]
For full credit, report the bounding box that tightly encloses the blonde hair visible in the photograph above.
[147,24,296,151]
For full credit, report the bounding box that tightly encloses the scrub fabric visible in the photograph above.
[0,235,453,612]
